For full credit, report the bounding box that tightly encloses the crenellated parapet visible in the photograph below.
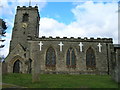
[27,36,113,43]
[16,6,40,17]
[17,6,38,10]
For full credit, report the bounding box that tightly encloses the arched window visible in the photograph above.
[22,13,29,22]
[13,60,21,73]
[86,47,96,69]
[46,47,56,69]
[66,48,76,68]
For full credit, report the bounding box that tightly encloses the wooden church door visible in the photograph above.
[13,60,21,73]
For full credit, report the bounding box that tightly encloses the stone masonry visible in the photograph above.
[4,6,118,76]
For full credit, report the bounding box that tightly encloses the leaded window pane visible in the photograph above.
[66,49,70,65]
[66,48,76,68]
[86,47,96,69]
[71,50,76,66]
[46,47,56,67]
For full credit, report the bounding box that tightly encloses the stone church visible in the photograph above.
[5,6,118,75]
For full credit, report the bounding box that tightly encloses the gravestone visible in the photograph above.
[30,41,40,83]
[111,45,120,83]
[0,63,1,90]
[117,49,120,83]
[2,62,7,74]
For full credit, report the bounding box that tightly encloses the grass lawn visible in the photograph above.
[2,73,119,88]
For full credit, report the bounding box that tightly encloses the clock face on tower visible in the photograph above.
[22,23,28,29]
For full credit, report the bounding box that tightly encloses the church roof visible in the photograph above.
[114,44,120,48]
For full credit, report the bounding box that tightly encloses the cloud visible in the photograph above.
[40,1,118,43]
[40,17,66,37]
[71,1,118,41]
[1,1,118,57]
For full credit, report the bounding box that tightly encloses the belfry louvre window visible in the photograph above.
[86,47,96,69]
[66,48,76,68]
[22,13,29,22]
[46,47,56,69]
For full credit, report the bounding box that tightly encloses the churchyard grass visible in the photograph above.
[2,73,118,88]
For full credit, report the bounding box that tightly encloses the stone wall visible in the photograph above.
[0,62,7,74]
[28,37,113,75]
[111,46,120,83]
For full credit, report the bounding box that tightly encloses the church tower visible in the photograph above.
[5,6,40,73]
[10,6,40,51]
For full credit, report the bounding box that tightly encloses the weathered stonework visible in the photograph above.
[27,37,112,75]
[4,6,118,77]
[111,44,120,83]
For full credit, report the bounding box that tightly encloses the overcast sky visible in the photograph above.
[0,0,119,57]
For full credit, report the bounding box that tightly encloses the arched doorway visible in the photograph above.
[86,47,96,69]
[13,60,21,73]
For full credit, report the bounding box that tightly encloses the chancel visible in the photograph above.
[4,6,119,80]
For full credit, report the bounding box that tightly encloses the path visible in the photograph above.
[1,83,27,88]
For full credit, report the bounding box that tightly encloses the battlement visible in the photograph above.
[27,36,113,43]
[17,6,38,10]
[40,36,112,40]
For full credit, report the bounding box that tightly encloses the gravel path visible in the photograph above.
[1,83,27,88]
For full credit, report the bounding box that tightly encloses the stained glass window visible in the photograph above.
[66,48,76,68]
[86,47,96,69]
[46,47,56,68]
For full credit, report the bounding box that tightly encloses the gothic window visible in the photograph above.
[22,13,29,22]
[66,48,76,68]
[86,47,96,69]
[13,60,21,73]
[46,47,56,69]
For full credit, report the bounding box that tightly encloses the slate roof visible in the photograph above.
[114,44,120,48]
